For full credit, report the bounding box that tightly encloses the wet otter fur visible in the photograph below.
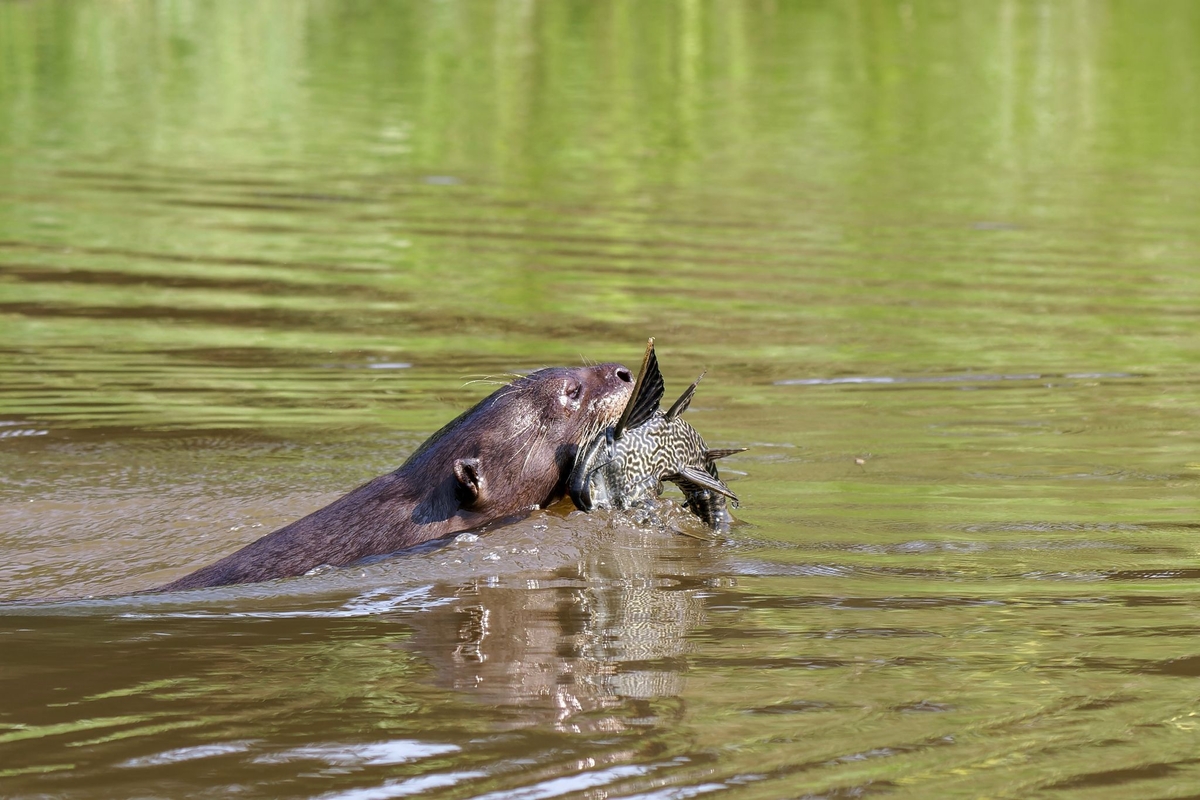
[157,363,634,591]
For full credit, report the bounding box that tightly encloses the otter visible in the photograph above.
[156,363,634,591]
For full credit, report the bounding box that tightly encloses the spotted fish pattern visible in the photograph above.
[569,339,745,531]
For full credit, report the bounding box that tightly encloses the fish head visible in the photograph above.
[568,426,620,511]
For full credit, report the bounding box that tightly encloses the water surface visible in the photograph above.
[3,1,1200,797]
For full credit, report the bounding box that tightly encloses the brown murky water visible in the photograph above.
[3,1,1200,797]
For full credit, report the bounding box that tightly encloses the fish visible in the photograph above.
[568,338,746,531]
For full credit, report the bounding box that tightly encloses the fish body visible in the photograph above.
[569,339,744,530]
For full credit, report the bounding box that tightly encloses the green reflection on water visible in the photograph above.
[2,1,1200,798]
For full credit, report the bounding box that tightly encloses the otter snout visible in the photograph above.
[586,362,635,422]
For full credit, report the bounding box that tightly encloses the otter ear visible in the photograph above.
[453,457,486,507]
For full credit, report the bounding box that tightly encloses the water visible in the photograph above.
[3,0,1200,796]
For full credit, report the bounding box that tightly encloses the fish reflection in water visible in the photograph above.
[398,523,718,732]
[569,339,745,532]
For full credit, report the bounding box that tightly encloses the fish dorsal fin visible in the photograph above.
[665,371,704,420]
[614,338,665,439]
[674,465,740,502]
[705,447,748,462]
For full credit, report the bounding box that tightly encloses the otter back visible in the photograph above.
[156,362,633,591]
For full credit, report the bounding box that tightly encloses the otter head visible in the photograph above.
[459,363,633,511]
[410,363,634,524]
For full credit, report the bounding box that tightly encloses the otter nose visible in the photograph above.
[615,367,633,383]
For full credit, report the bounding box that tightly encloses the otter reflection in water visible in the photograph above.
[157,363,634,591]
